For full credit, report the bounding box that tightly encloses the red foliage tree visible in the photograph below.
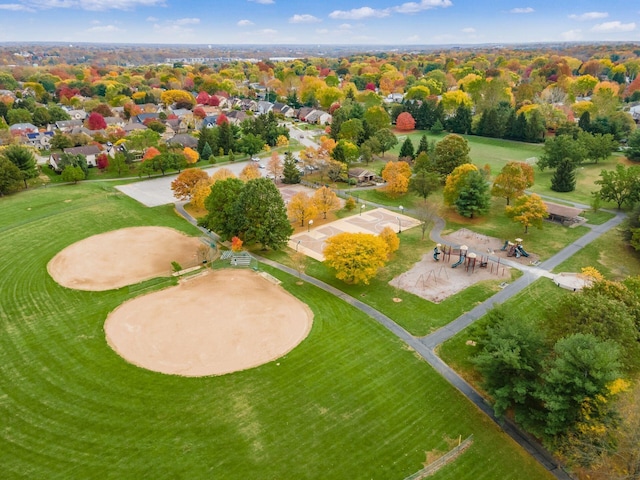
[193,107,206,119]
[87,112,107,130]
[625,75,640,98]
[396,112,416,131]
[208,95,220,106]
[217,114,228,125]
[196,91,210,104]
[96,153,109,170]
[365,82,376,91]
[329,102,341,114]
[123,102,142,120]
[57,85,79,101]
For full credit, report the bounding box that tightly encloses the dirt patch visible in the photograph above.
[48,226,203,291]
[442,228,540,265]
[104,269,313,377]
[390,253,508,303]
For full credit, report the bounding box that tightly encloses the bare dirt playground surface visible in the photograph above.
[47,226,203,291]
[104,270,313,377]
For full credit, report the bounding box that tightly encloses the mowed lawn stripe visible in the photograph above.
[0,183,553,479]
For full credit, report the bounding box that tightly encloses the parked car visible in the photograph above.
[251,157,260,162]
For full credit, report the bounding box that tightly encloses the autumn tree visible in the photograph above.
[382,161,412,196]
[239,163,261,182]
[210,167,237,183]
[190,178,214,210]
[506,194,548,233]
[183,147,199,164]
[378,226,400,257]
[161,89,195,109]
[313,185,340,219]
[491,162,534,205]
[267,152,283,182]
[395,112,416,131]
[443,163,478,205]
[86,112,107,130]
[323,232,389,285]
[288,192,317,226]
[171,168,209,201]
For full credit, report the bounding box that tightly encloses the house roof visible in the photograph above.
[9,122,38,132]
[348,168,376,178]
[123,123,148,132]
[166,134,198,148]
[63,145,102,156]
[544,201,583,219]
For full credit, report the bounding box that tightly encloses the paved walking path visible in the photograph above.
[175,199,626,480]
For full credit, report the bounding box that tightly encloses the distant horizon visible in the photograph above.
[0,0,638,45]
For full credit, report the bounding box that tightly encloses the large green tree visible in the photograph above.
[398,137,415,160]
[234,178,292,250]
[538,135,586,171]
[550,158,577,192]
[595,164,640,209]
[409,169,440,202]
[0,156,23,196]
[373,128,398,157]
[454,169,491,218]
[432,134,471,177]
[200,177,244,240]
[1,144,37,188]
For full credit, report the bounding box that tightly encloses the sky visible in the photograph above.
[0,0,638,45]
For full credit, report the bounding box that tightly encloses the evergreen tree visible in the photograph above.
[201,142,213,162]
[524,109,546,143]
[550,158,577,192]
[448,104,472,134]
[481,108,502,138]
[454,170,491,218]
[416,134,429,156]
[430,119,444,134]
[282,151,301,184]
[398,137,415,160]
[578,111,591,132]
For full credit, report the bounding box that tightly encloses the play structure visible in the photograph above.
[433,243,442,262]
[500,238,529,258]
[451,245,468,268]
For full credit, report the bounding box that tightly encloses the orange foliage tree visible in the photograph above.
[183,147,199,164]
[378,226,400,258]
[170,168,209,201]
[491,161,534,205]
[231,236,243,252]
[395,112,416,131]
[239,163,261,182]
[142,147,161,161]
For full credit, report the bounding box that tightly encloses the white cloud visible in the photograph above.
[568,12,608,21]
[146,16,158,22]
[289,14,320,24]
[561,29,582,41]
[86,24,120,32]
[405,34,420,42]
[393,0,452,14]
[248,0,273,4]
[259,28,278,35]
[339,23,353,30]
[329,7,389,20]
[461,27,475,33]
[237,19,254,27]
[175,17,199,25]
[510,7,534,14]
[316,28,329,34]
[0,3,36,11]
[591,21,636,33]
[24,0,165,11]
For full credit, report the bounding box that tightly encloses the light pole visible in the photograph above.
[398,205,404,233]
[308,219,313,232]
[360,204,365,216]
[296,240,301,251]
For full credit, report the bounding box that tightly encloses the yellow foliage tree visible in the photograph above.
[183,147,199,164]
[276,135,289,147]
[210,168,236,183]
[580,266,604,283]
[378,226,400,258]
[170,168,209,201]
[190,178,214,210]
[160,89,195,108]
[239,163,261,182]
[312,186,341,219]
[440,90,473,115]
[381,161,412,196]
[443,163,478,205]
[323,232,389,285]
[287,192,317,227]
[505,194,548,233]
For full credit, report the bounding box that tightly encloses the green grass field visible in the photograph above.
[0,183,553,479]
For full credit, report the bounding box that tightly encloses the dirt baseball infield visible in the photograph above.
[104,269,313,377]
[47,226,203,291]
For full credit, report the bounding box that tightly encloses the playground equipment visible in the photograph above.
[500,240,510,251]
[415,266,449,287]
[466,252,477,273]
[503,238,530,258]
[452,245,468,269]
[433,243,441,262]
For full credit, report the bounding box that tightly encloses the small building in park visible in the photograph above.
[348,168,377,184]
[544,201,584,226]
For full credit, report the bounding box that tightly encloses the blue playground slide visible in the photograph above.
[451,253,466,268]
[500,240,509,251]
[515,245,529,257]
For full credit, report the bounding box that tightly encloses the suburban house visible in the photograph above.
[26,131,54,150]
[49,144,103,171]
[201,115,219,128]
[55,119,83,132]
[225,110,248,125]
[9,122,39,135]
[629,104,640,123]
[166,133,198,149]
[348,168,377,184]
[257,101,274,115]
[304,109,332,125]
[273,102,295,118]
[66,109,88,120]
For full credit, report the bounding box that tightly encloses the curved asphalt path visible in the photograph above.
[175,193,626,480]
